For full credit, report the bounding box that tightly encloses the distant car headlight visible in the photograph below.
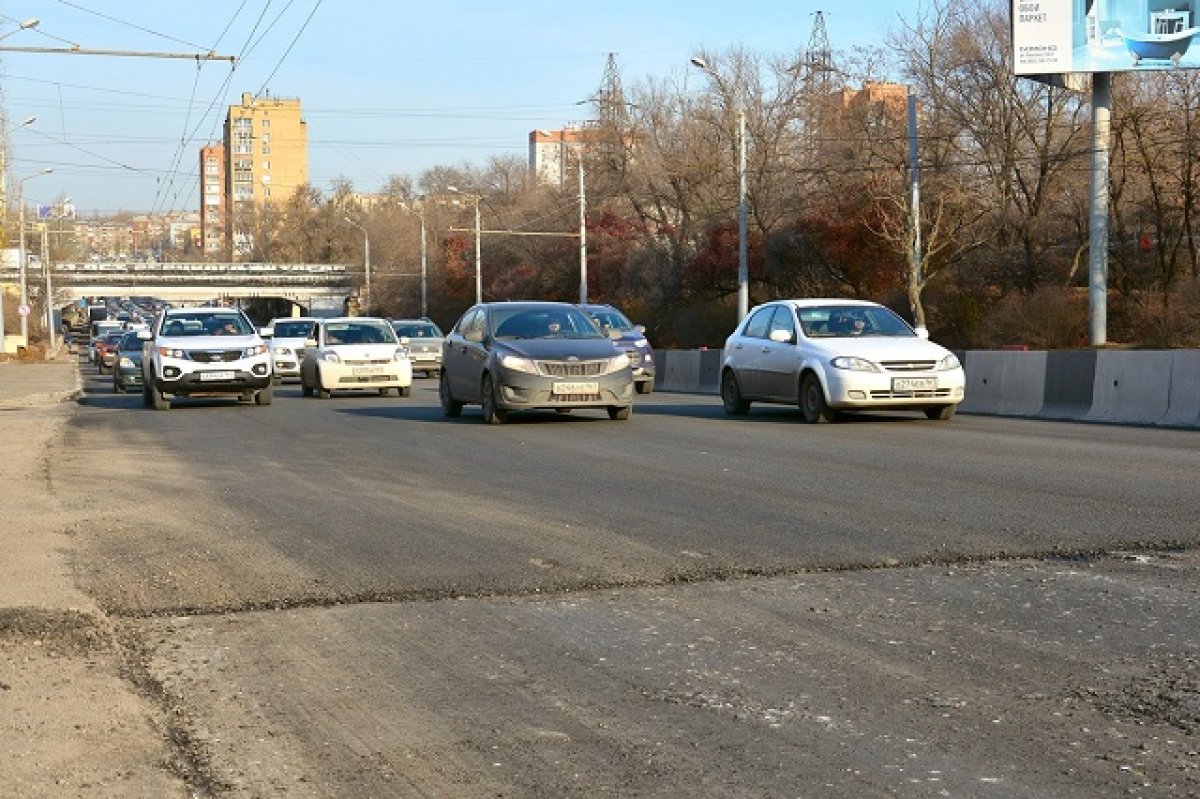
[157,346,185,358]
[605,352,632,373]
[937,353,962,371]
[320,350,342,363]
[244,343,269,357]
[499,353,539,374]
[830,356,882,373]
[273,346,293,357]
[393,347,410,362]
[119,356,136,369]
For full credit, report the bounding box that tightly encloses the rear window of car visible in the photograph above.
[323,321,397,345]
[274,320,315,338]
[392,322,442,338]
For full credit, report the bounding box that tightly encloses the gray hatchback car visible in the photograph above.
[440,301,635,424]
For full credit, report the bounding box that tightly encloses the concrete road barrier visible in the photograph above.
[1085,350,1174,426]
[960,350,1046,417]
[1162,349,1200,428]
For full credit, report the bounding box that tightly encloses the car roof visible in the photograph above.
[269,316,319,323]
[772,298,882,308]
[318,316,391,324]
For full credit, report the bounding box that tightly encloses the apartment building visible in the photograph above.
[199,143,225,257]
[220,91,308,260]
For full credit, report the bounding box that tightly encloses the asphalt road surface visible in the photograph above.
[49,368,1200,797]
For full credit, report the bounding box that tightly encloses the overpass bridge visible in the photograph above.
[2,260,361,316]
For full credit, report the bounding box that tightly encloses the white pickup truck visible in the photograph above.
[140,307,274,410]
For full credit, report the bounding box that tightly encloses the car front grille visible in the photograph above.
[537,360,607,377]
[880,359,938,372]
[343,357,394,366]
[188,349,245,363]
[870,388,955,399]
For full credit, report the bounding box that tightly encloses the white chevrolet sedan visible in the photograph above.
[299,317,413,398]
[720,299,965,422]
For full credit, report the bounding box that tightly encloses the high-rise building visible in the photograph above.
[218,91,308,260]
[199,143,225,257]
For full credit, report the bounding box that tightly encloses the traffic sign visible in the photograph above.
[17,304,31,316]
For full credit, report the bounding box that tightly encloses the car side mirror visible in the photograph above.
[398,335,410,346]
[304,337,318,347]
[768,328,794,344]
[259,326,274,339]
[137,330,152,341]
[914,326,930,340]
[634,324,646,334]
[608,328,623,341]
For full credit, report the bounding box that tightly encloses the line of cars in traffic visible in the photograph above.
[92,296,965,423]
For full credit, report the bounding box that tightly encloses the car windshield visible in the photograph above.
[584,307,633,331]
[490,307,604,340]
[799,305,915,338]
[323,321,397,345]
[118,333,142,351]
[161,313,250,337]
[392,321,443,338]
[274,320,314,338]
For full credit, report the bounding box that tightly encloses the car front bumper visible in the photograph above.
[153,356,273,396]
[823,368,966,409]
[316,359,413,390]
[494,369,634,410]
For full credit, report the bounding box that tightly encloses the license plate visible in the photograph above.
[893,377,937,391]
[201,371,235,381]
[352,366,384,376]
[552,381,599,395]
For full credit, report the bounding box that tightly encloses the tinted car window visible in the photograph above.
[800,305,914,338]
[585,307,633,331]
[767,306,796,339]
[274,320,315,338]
[490,307,603,339]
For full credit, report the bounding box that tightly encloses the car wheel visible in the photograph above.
[142,382,153,407]
[721,369,750,415]
[799,373,836,424]
[152,389,170,411]
[399,385,411,397]
[635,379,654,395]
[925,404,956,421]
[256,384,273,405]
[113,377,122,393]
[439,371,462,417]
[318,386,331,399]
[378,388,390,396]
[608,405,632,421]
[272,375,282,385]
[480,374,507,425]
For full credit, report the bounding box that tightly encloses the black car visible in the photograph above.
[112,330,145,393]
[440,301,635,424]
[578,303,656,394]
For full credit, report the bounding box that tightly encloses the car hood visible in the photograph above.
[497,337,620,360]
[324,343,404,359]
[805,335,955,362]
[158,335,263,349]
[270,336,309,348]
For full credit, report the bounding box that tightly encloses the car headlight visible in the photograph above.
[937,353,962,371]
[273,346,293,357]
[633,337,650,348]
[320,350,342,363]
[605,352,632,373]
[244,343,269,357]
[393,347,410,362]
[119,356,136,368]
[830,356,882,373]
[499,353,539,374]
[157,346,185,358]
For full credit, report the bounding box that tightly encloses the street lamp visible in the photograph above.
[17,167,53,342]
[417,197,428,318]
[691,56,749,322]
[0,115,37,349]
[343,216,370,315]
[447,186,482,305]
[43,197,70,351]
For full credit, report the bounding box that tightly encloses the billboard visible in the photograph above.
[1013,0,1200,75]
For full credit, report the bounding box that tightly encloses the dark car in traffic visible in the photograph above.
[112,330,146,393]
[440,301,634,424]
[578,303,655,394]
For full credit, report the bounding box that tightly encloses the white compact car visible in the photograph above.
[142,307,274,410]
[720,299,965,422]
[299,316,413,398]
[267,316,319,382]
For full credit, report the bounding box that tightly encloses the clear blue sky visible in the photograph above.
[2,1,921,216]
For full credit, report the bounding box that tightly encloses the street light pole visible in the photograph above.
[343,217,370,315]
[691,57,749,321]
[17,168,53,342]
[579,154,588,304]
[419,200,428,318]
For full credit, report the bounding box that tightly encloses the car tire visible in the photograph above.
[399,385,411,398]
[799,373,836,424]
[924,404,956,421]
[480,375,507,425]
[608,405,632,420]
[113,377,122,394]
[256,385,273,405]
[378,388,390,396]
[721,369,750,415]
[152,389,170,411]
[142,382,153,407]
[318,386,331,399]
[635,379,654,395]
[439,371,462,417]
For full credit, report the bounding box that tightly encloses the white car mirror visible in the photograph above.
[914,326,930,340]
[768,328,793,343]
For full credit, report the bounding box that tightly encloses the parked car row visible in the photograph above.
[90,297,965,424]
